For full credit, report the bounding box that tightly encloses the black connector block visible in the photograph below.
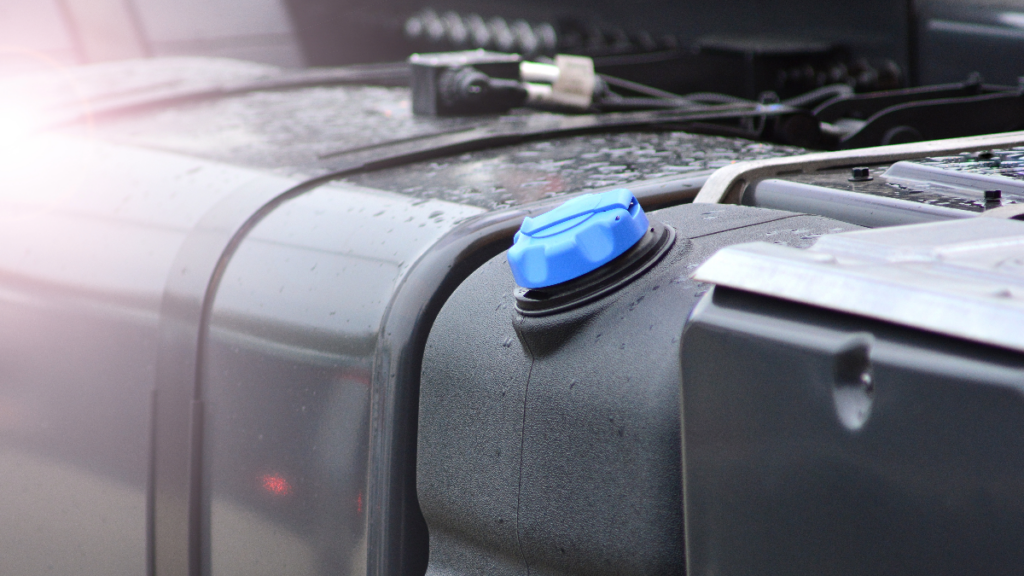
[410,50,527,116]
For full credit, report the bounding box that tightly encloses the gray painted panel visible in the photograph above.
[0,132,306,574]
[202,184,481,575]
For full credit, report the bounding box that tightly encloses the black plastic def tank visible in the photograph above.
[417,190,861,576]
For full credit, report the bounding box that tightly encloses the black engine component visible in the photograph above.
[410,50,527,115]
[814,75,1024,148]
[284,0,910,84]
[682,217,1024,575]
[595,39,900,101]
[418,202,861,576]
[683,287,1024,575]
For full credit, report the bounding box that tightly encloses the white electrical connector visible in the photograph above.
[550,55,596,109]
[519,61,560,84]
[524,82,554,102]
[520,55,596,110]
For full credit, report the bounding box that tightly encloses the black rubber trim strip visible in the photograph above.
[315,104,794,170]
[151,175,306,576]
[151,167,390,576]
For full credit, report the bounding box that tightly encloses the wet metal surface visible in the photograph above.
[347,132,804,210]
[88,84,492,178]
[1,57,281,118]
[774,148,1024,214]
[80,59,806,210]
[782,165,988,212]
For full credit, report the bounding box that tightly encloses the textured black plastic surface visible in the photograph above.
[419,204,861,576]
[682,287,1024,576]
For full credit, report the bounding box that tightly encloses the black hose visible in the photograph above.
[595,94,707,112]
[599,74,688,100]
[682,92,755,105]
[782,84,854,107]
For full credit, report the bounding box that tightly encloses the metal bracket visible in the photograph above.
[693,130,1024,204]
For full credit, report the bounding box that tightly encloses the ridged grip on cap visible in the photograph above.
[507,189,649,288]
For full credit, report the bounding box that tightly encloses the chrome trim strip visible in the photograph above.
[693,217,1024,353]
[694,131,1024,204]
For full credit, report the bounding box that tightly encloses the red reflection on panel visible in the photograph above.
[261,474,292,496]
[357,492,363,514]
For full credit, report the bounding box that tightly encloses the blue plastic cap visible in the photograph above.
[507,189,649,288]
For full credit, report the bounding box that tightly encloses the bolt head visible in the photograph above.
[849,167,872,182]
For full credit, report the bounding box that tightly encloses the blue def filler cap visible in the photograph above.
[507,189,650,288]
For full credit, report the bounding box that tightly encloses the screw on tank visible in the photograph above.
[507,188,675,315]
